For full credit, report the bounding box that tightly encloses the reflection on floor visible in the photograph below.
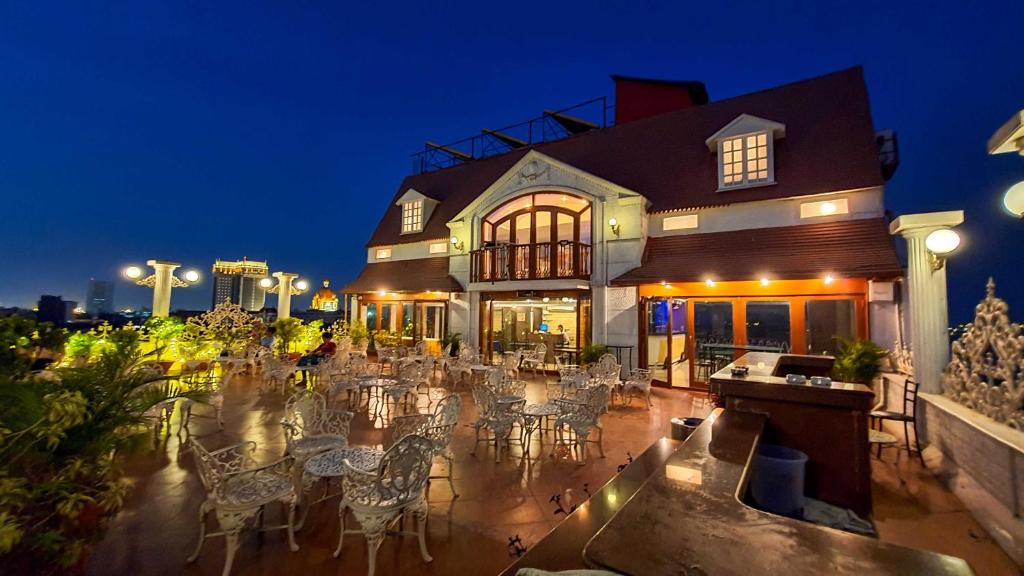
[86,372,1018,575]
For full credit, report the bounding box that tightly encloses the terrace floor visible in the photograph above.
[86,372,1019,576]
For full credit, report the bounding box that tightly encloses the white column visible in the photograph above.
[890,211,964,394]
[274,272,298,319]
[147,260,181,318]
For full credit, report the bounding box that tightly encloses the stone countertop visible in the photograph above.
[710,352,875,409]
[581,409,973,576]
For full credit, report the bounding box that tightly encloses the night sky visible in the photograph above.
[1,1,1022,324]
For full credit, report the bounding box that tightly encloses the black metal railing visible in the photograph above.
[470,242,591,283]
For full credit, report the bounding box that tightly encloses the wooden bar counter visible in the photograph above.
[709,352,875,517]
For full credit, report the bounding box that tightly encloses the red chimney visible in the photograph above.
[612,75,708,124]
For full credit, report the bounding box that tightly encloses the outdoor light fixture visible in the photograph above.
[819,201,837,215]
[262,272,308,319]
[450,236,464,252]
[259,277,273,289]
[760,277,770,286]
[925,228,961,271]
[294,279,309,291]
[705,279,716,287]
[1004,181,1024,219]
[121,260,201,317]
[824,274,835,285]
[608,217,621,236]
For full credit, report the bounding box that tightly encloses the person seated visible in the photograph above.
[296,332,336,384]
[260,326,277,350]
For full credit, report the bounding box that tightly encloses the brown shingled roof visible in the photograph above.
[342,257,463,294]
[611,218,902,285]
[367,67,883,247]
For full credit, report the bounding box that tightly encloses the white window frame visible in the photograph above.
[375,247,392,260]
[717,130,774,191]
[401,200,424,234]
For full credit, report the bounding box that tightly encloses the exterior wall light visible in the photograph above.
[824,274,835,285]
[450,236,464,252]
[705,279,716,287]
[925,228,961,271]
[760,277,770,286]
[608,217,621,236]
[1004,181,1024,219]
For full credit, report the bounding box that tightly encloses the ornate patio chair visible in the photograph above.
[281,390,353,518]
[471,384,524,463]
[413,340,427,357]
[187,438,298,576]
[261,356,296,394]
[179,363,225,432]
[392,393,462,496]
[352,338,369,358]
[621,368,654,408]
[870,377,924,464]
[334,434,435,576]
[521,343,547,380]
[553,383,610,465]
[501,350,522,381]
[377,347,397,374]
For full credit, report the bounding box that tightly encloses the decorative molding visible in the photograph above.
[943,278,1024,430]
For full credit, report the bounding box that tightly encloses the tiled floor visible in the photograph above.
[86,372,1018,575]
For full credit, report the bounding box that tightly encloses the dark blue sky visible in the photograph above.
[1,1,1022,323]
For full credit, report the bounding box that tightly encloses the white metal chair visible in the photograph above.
[521,343,547,380]
[392,393,461,496]
[281,391,353,525]
[187,438,298,576]
[553,383,610,465]
[621,368,654,407]
[471,384,524,463]
[334,434,435,576]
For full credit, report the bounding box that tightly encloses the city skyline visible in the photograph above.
[0,2,1022,322]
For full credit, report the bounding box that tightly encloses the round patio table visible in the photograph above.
[305,446,385,478]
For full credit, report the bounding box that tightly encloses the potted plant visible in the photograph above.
[831,338,888,384]
[440,333,461,357]
[0,327,204,573]
[273,318,303,357]
[580,344,609,366]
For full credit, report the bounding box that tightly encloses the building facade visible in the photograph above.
[211,258,269,311]
[344,68,905,388]
[85,279,114,316]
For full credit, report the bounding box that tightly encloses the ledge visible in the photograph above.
[921,393,1024,453]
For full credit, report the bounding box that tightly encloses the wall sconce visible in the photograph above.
[608,217,621,236]
[925,228,961,271]
[450,236,464,252]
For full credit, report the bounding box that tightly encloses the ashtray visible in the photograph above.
[785,373,807,385]
[730,366,749,377]
[810,376,832,387]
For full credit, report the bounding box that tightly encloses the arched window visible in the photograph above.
[473,193,593,281]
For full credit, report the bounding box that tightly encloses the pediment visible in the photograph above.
[395,188,438,206]
[705,114,786,151]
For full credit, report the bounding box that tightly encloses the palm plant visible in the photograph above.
[831,338,888,384]
[0,333,205,572]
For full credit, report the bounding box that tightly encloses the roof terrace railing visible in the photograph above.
[470,241,591,283]
[411,97,613,174]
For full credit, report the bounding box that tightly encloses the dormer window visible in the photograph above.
[720,132,770,187]
[707,114,785,191]
[401,200,423,233]
[395,188,438,235]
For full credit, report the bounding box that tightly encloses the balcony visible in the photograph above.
[470,241,591,283]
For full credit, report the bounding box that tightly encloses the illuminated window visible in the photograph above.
[662,214,699,231]
[402,200,423,233]
[376,248,392,259]
[429,242,448,254]
[719,131,772,189]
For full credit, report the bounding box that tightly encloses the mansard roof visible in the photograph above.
[366,67,884,247]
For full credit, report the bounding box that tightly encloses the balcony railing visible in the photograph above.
[470,241,591,283]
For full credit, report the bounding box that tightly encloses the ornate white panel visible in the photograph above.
[944,279,1024,430]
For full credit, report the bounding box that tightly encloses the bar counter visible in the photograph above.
[503,409,974,576]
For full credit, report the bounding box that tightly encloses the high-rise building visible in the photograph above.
[211,258,269,311]
[85,279,114,316]
[37,295,71,325]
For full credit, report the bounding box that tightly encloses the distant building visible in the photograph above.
[211,258,269,311]
[310,279,339,311]
[85,279,114,316]
[37,295,71,325]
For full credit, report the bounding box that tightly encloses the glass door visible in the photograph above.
[645,299,670,383]
[693,301,734,385]
[644,298,688,387]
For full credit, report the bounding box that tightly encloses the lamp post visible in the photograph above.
[122,260,202,317]
[261,272,308,320]
[988,109,1024,219]
[890,212,964,394]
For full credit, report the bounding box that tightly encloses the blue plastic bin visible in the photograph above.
[750,444,808,517]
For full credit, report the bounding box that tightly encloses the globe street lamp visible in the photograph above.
[988,109,1024,219]
[1003,181,1024,219]
[121,260,202,317]
[262,272,308,319]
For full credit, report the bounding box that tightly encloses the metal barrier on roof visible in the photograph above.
[410,97,614,174]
